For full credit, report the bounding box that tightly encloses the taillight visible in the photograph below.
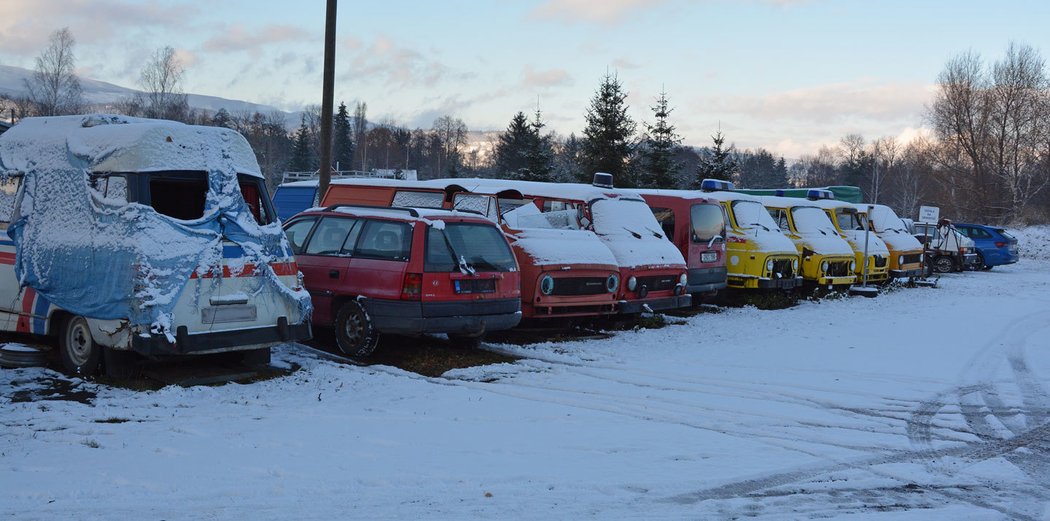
[401,273,422,300]
[995,241,1006,248]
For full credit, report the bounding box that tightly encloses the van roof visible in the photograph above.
[0,114,262,177]
[757,195,823,209]
[427,178,644,203]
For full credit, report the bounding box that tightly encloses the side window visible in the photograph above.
[542,200,575,212]
[354,220,413,261]
[89,175,128,204]
[770,209,789,232]
[239,176,275,225]
[650,207,675,239]
[0,176,22,228]
[284,217,318,254]
[304,217,360,256]
[973,228,992,239]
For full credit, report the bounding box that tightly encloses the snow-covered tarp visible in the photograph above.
[0,115,310,330]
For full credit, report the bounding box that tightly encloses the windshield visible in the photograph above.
[425,223,516,272]
[790,206,839,235]
[731,200,778,231]
[452,193,498,220]
[869,206,906,233]
[591,198,666,239]
[834,208,866,232]
[690,203,724,243]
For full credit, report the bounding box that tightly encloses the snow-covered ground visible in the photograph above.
[3,233,1050,520]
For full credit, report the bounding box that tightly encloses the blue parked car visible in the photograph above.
[954,223,1019,269]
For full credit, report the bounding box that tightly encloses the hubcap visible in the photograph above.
[67,320,93,367]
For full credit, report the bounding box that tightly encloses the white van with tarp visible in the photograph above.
[0,115,312,376]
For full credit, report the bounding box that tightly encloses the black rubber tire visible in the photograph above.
[103,347,140,379]
[976,252,992,271]
[334,301,380,358]
[58,315,101,377]
[447,333,484,350]
[932,255,955,274]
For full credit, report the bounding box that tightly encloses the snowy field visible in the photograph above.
[3,228,1050,520]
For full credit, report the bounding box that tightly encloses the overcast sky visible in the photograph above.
[2,0,1048,157]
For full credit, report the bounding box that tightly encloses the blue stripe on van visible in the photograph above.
[223,244,244,258]
[0,240,14,246]
[32,293,49,334]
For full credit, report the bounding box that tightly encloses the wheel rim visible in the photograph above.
[342,309,365,347]
[935,258,952,273]
[65,318,94,368]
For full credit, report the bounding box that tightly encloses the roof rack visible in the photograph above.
[323,204,420,217]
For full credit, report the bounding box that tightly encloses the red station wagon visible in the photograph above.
[283,204,522,356]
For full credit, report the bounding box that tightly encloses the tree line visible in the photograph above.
[3,28,1049,225]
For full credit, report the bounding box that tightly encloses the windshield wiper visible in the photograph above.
[707,234,723,248]
[622,227,642,239]
[438,229,475,275]
[749,222,771,232]
[643,226,664,239]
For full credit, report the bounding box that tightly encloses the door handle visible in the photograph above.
[329,269,339,278]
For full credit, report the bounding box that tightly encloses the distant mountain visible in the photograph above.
[0,64,294,124]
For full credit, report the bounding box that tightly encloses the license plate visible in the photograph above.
[202,305,257,324]
[700,251,718,263]
[454,279,496,294]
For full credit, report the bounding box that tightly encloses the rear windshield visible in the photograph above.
[690,203,724,242]
[998,229,1016,240]
[425,223,516,272]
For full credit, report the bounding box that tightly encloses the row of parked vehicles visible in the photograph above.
[0,116,1021,377]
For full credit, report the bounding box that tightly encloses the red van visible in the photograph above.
[322,179,622,321]
[636,190,728,299]
[443,178,692,315]
[283,204,521,356]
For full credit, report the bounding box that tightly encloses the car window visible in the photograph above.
[997,229,1016,240]
[0,175,23,228]
[304,217,360,256]
[284,217,318,254]
[973,227,992,239]
[355,220,412,261]
[650,207,675,239]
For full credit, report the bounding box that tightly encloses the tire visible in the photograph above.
[976,252,992,271]
[932,255,955,274]
[447,333,483,350]
[334,301,380,358]
[58,315,101,377]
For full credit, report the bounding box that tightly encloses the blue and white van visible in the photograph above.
[0,115,312,377]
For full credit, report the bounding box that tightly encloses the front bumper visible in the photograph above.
[687,267,727,294]
[365,298,522,335]
[618,294,692,314]
[890,268,924,278]
[132,318,312,356]
[756,276,804,289]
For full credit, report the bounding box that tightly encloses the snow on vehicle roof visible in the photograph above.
[757,195,822,209]
[310,204,488,223]
[631,187,718,204]
[806,198,861,211]
[688,190,762,204]
[0,114,261,177]
[511,228,618,268]
[279,180,320,188]
[433,178,645,202]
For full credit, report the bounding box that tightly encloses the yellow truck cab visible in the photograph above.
[806,195,890,284]
[855,203,924,280]
[695,180,802,290]
[759,193,857,288]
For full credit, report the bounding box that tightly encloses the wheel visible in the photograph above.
[447,333,483,350]
[976,252,992,271]
[334,301,379,357]
[932,255,955,274]
[58,315,101,376]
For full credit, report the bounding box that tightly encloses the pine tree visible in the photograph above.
[581,72,637,186]
[333,102,354,172]
[494,111,532,179]
[523,109,555,182]
[210,108,232,128]
[289,116,314,173]
[639,89,682,188]
[696,130,738,185]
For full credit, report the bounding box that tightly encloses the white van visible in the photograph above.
[0,115,312,377]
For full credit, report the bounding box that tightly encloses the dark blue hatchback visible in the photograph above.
[954,223,1019,269]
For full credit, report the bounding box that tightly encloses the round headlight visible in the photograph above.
[765,259,774,272]
[850,260,856,271]
[606,274,619,293]
[792,259,799,270]
[898,255,905,266]
[627,276,637,291]
[821,261,829,272]
[678,273,688,286]
[540,275,554,295]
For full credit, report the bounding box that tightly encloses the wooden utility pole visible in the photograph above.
[318,0,337,201]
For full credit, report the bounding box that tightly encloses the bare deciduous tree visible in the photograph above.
[24,27,83,116]
[138,46,190,121]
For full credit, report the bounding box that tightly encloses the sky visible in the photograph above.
[1,0,1049,157]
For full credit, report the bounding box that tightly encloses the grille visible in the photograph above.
[902,253,922,265]
[771,259,795,278]
[826,261,852,277]
[637,275,678,291]
[552,277,609,296]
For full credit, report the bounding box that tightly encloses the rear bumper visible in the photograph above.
[687,267,727,294]
[132,318,312,356]
[365,298,522,335]
[618,294,692,314]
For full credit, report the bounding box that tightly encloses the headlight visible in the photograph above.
[792,259,799,270]
[606,274,619,293]
[765,259,774,272]
[627,276,637,291]
[821,261,829,272]
[850,260,856,271]
[678,273,688,286]
[898,255,905,266]
[540,275,554,295]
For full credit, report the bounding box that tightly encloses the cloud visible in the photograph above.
[201,24,312,54]
[339,35,472,89]
[521,66,572,89]
[529,0,669,25]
